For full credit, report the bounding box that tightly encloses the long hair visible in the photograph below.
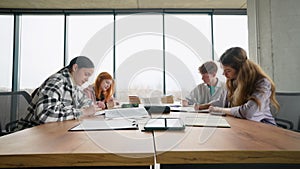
[94,72,114,102]
[219,47,279,111]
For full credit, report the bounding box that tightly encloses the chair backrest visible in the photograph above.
[0,122,3,136]
[129,95,141,104]
[273,92,300,131]
[0,91,32,134]
[161,95,174,104]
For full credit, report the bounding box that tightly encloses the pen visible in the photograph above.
[165,118,167,128]
[169,105,181,107]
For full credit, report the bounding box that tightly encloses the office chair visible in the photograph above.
[272,92,300,132]
[0,122,3,136]
[129,95,141,104]
[275,118,294,130]
[161,95,174,104]
[0,91,32,135]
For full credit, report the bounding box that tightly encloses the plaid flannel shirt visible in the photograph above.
[26,67,93,124]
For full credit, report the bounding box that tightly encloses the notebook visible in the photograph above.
[105,107,150,119]
[69,119,138,131]
[143,118,185,131]
[184,115,230,128]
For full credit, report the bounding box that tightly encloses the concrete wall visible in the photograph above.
[248,0,300,92]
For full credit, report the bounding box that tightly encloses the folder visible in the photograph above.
[69,119,138,131]
[143,118,185,131]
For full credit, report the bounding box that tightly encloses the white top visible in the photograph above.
[185,78,226,105]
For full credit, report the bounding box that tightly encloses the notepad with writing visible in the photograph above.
[69,119,138,131]
[184,115,230,128]
[143,118,185,131]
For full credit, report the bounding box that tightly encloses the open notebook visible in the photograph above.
[104,107,150,119]
[184,115,230,128]
[69,119,138,131]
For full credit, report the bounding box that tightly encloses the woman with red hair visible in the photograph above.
[84,72,115,109]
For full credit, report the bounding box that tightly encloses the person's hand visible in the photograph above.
[181,100,189,107]
[114,100,120,106]
[82,105,96,117]
[94,105,102,112]
[194,103,210,110]
[107,99,114,109]
[97,101,106,109]
[194,104,200,110]
[209,106,231,116]
[209,106,222,112]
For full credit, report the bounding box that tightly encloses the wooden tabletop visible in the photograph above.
[153,112,300,164]
[1,112,300,168]
[0,117,155,168]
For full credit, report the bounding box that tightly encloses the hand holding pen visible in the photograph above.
[96,101,106,109]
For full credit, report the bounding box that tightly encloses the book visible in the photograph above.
[69,119,138,131]
[143,118,185,131]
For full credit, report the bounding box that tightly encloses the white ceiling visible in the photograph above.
[0,0,247,9]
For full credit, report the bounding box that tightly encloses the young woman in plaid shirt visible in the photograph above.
[26,56,98,124]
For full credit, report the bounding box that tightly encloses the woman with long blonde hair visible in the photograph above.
[199,47,279,125]
[84,72,115,109]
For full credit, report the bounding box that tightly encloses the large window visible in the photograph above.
[212,15,248,83]
[0,15,14,92]
[213,15,249,59]
[165,14,212,99]
[19,15,64,93]
[115,14,164,101]
[1,11,248,101]
[67,14,114,88]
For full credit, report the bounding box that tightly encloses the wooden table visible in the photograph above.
[0,117,155,168]
[1,111,300,169]
[153,112,300,169]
